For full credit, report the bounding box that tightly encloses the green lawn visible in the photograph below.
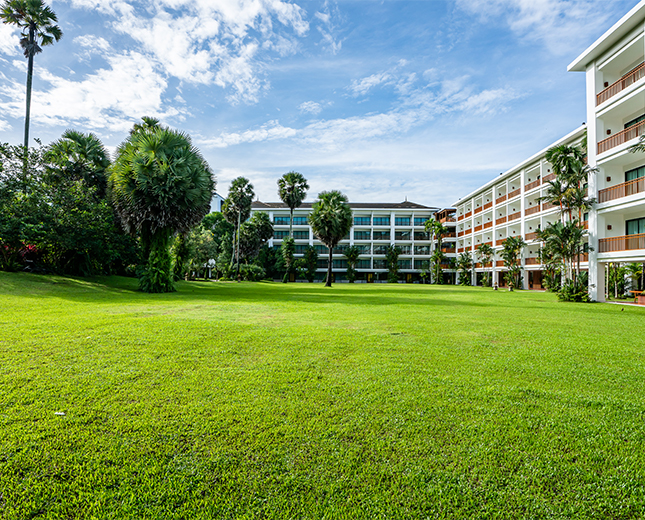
[1,272,645,519]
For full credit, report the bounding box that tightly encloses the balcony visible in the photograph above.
[525,205,541,216]
[525,231,538,241]
[439,216,456,223]
[508,211,521,221]
[542,173,556,183]
[464,211,472,219]
[464,228,472,235]
[496,239,505,246]
[508,188,521,199]
[496,216,507,225]
[599,177,645,203]
[495,260,504,267]
[475,206,483,214]
[599,233,645,252]
[458,214,464,221]
[525,257,539,265]
[474,224,483,232]
[596,62,645,106]
[525,179,540,191]
[483,201,493,210]
[598,120,645,154]
[445,231,457,238]
[542,201,559,211]
[484,221,493,229]
[496,194,507,204]
[441,247,456,254]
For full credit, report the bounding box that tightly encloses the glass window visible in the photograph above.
[373,217,390,226]
[356,259,370,269]
[395,217,410,226]
[414,259,430,270]
[316,259,327,269]
[626,217,645,235]
[357,245,371,254]
[333,244,349,254]
[373,231,390,240]
[373,245,389,255]
[293,230,309,240]
[292,217,308,225]
[354,216,371,225]
[414,217,429,226]
[398,245,411,255]
[395,230,411,240]
[274,230,288,239]
[414,231,430,241]
[374,259,387,269]
[414,245,431,255]
[397,259,411,269]
[625,114,645,129]
[315,245,329,254]
[294,245,308,254]
[354,230,371,240]
[332,259,348,269]
[626,165,645,182]
[274,216,290,225]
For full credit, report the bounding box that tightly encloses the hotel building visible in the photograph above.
[250,201,457,282]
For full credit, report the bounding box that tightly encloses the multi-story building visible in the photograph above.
[453,126,588,289]
[250,200,456,282]
[568,1,645,301]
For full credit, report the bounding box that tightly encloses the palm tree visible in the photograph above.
[385,245,402,283]
[425,219,449,284]
[1,0,62,149]
[222,177,254,279]
[277,171,309,238]
[456,251,472,286]
[476,243,494,287]
[343,245,360,283]
[501,236,526,290]
[109,120,214,293]
[45,130,110,197]
[545,144,585,183]
[308,191,353,287]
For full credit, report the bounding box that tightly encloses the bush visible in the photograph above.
[240,264,265,281]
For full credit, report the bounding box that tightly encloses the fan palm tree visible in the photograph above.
[277,171,309,238]
[309,191,353,287]
[109,121,214,293]
[45,130,110,197]
[222,177,254,278]
[1,0,62,149]
[476,243,494,287]
[343,245,360,283]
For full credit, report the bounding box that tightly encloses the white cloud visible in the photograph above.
[315,0,342,54]
[0,23,18,56]
[348,60,417,97]
[73,35,111,56]
[199,120,297,148]
[455,0,616,55]
[298,101,323,115]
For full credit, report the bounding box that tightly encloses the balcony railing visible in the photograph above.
[598,120,645,154]
[483,201,493,210]
[496,194,507,205]
[508,188,521,199]
[457,247,464,253]
[475,206,483,214]
[542,201,559,211]
[525,232,538,241]
[525,179,540,191]
[525,257,539,265]
[464,228,472,235]
[496,239,505,246]
[579,253,589,262]
[483,241,492,247]
[474,224,483,232]
[457,230,464,237]
[508,211,521,221]
[542,173,556,183]
[445,231,457,238]
[439,216,456,223]
[599,233,645,252]
[464,211,472,219]
[495,260,504,267]
[484,221,492,229]
[496,216,507,225]
[525,205,541,216]
[596,62,645,106]
[458,214,464,221]
[599,176,645,203]
[441,248,456,254]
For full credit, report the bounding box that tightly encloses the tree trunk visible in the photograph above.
[24,28,34,150]
[325,247,333,287]
[236,211,241,279]
[289,207,293,239]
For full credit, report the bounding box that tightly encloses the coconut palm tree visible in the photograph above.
[343,245,360,283]
[109,121,214,293]
[222,177,254,278]
[476,243,494,287]
[277,171,309,238]
[1,0,62,149]
[309,191,353,287]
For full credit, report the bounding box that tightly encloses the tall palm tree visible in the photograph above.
[501,236,526,290]
[309,190,353,287]
[476,243,494,287]
[109,120,214,293]
[456,251,473,286]
[1,0,62,148]
[277,171,309,238]
[223,177,254,278]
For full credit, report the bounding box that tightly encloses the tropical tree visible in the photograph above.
[476,243,494,287]
[426,219,449,283]
[222,177,254,278]
[429,249,446,284]
[343,245,360,283]
[500,236,526,290]
[626,262,643,292]
[109,121,214,292]
[238,211,273,264]
[277,171,309,238]
[455,251,472,286]
[385,245,402,283]
[301,245,318,283]
[308,190,353,287]
[1,0,62,149]
[280,237,295,283]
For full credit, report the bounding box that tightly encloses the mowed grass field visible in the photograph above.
[1,272,645,519]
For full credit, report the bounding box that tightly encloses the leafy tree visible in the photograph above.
[476,243,494,287]
[418,260,430,284]
[385,245,402,283]
[301,245,318,282]
[343,245,360,283]
[201,211,235,260]
[456,251,472,286]
[426,219,450,284]
[109,121,214,292]
[280,237,296,283]
[277,171,309,239]
[626,262,643,292]
[501,236,526,290]
[1,0,62,149]
[222,177,254,279]
[309,190,353,287]
[239,211,273,263]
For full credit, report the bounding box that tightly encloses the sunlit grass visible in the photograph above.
[1,272,645,518]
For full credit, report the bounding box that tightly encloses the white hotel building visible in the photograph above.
[251,201,457,282]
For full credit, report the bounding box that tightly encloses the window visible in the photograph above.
[374,259,387,269]
[625,114,645,129]
[294,245,309,254]
[356,245,371,254]
[414,245,431,255]
[626,165,645,182]
[332,259,348,269]
[414,217,429,226]
[626,217,645,235]
[373,231,390,240]
[395,217,410,226]
[414,231,430,241]
[293,230,309,240]
[398,245,411,255]
[354,230,371,240]
[354,216,371,225]
[373,245,389,255]
[274,230,288,239]
[316,259,327,269]
[397,259,411,269]
[333,244,349,254]
[292,217,308,225]
[414,259,430,270]
[583,212,589,222]
[395,230,411,240]
[315,245,329,254]
[373,217,390,226]
[356,259,370,269]
[274,216,290,225]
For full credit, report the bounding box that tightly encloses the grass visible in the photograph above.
[1,272,645,519]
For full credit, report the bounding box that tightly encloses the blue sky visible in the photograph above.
[0,0,638,207]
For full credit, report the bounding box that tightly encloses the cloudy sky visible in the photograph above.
[0,0,638,207]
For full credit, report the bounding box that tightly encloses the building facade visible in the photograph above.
[453,126,588,289]
[569,1,645,301]
[251,201,457,282]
